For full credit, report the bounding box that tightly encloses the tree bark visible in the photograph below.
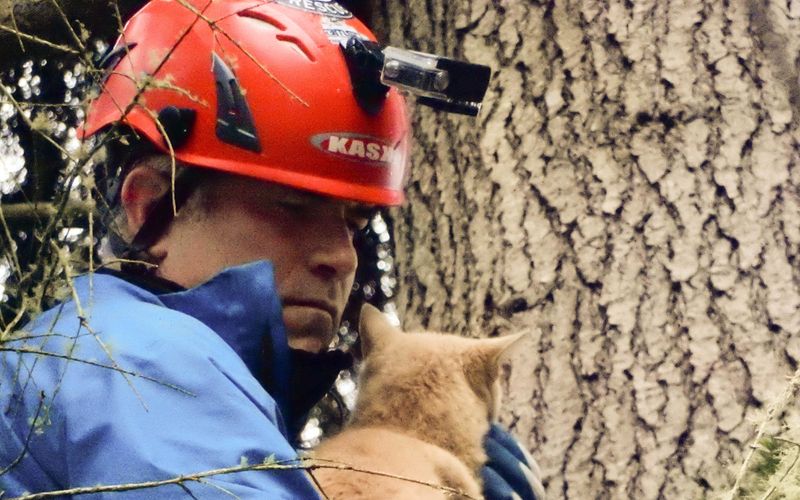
[375,0,800,498]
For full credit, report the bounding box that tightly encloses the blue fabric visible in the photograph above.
[483,424,542,500]
[0,261,321,499]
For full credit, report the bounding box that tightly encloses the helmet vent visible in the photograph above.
[237,8,315,62]
[237,10,287,31]
[276,34,316,62]
[212,53,262,153]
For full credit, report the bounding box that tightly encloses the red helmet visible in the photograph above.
[83,0,409,206]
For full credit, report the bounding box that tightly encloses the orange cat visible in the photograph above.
[310,304,526,499]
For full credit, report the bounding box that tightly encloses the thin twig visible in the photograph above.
[8,458,481,500]
[92,258,158,270]
[1,295,31,339]
[0,346,194,395]
[0,202,23,276]
[170,0,309,107]
[308,457,481,499]
[195,478,239,499]
[88,201,94,288]
[142,106,179,215]
[45,0,86,53]
[25,159,95,277]
[306,464,331,500]
[176,482,200,499]
[73,0,210,179]
[0,202,27,338]
[0,23,81,55]
[2,330,94,343]
[105,0,211,121]
[8,0,25,52]
[212,26,309,107]
[52,240,150,410]
[0,391,46,476]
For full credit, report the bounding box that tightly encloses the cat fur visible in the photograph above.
[310,304,525,499]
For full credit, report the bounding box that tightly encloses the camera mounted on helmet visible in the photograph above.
[341,37,492,117]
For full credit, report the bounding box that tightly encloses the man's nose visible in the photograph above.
[308,219,358,280]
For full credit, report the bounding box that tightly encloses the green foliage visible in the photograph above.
[753,438,783,478]
[732,437,800,500]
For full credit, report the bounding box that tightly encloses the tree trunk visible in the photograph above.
[375,0,800,498]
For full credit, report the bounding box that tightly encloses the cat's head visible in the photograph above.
[354,304,528,424]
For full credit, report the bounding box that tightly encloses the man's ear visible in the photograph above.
[119,164,170,238]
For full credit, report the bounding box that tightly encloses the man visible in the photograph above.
[0,0,544,497]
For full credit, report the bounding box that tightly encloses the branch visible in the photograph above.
[0,0,146,71]
[7,458,482,500]
[0,391,45,476]
[0,345,193,396]
[0,202,95,227]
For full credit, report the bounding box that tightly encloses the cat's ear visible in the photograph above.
[357,304,401,359]
[463,331,531,396]
[475,331,529,368]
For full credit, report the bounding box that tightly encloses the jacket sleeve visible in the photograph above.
[2,300,321,500]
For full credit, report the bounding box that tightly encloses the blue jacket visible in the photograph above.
[0,261,322,498]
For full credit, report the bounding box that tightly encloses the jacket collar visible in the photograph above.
[94,261,355,441]
[158,261,292,420]
[98,261,293,422]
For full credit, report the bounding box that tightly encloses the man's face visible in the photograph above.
[152,175,373,353]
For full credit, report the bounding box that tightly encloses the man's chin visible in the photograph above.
[283,306,336,353]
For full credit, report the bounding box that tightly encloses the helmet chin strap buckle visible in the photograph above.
[341,37,492,117]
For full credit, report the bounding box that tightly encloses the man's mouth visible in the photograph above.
[281,298,338,320]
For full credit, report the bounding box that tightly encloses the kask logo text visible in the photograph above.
[312,134,401,166]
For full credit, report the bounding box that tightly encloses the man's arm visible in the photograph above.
[0,301,320,499]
